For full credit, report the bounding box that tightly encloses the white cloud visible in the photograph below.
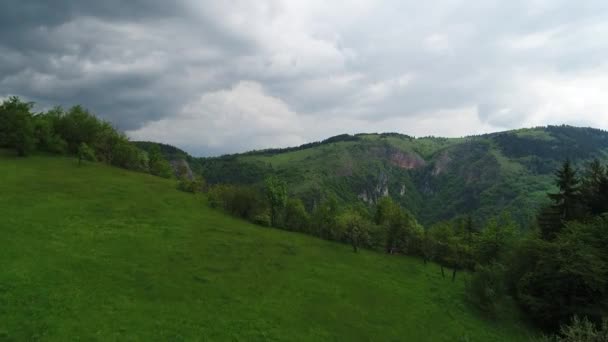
[127,81,305,154]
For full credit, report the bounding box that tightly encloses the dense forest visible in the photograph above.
[3,96,608,340]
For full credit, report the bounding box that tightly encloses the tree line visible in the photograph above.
[0,96,174,178]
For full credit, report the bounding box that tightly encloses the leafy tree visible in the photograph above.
[77,142,96,165]
[283,198,310,232]
[148,145,173,178]
[338,209,371,252]
[177,176,205,194]
[0,96,35,156]
[54,105,102,153]
[466,262,506,315]
[474,214,517,265]
[429,222,454,278]
[265,175,288,227]
[112,140,147,171]
[32,114,67,154]
[311,194,340,240]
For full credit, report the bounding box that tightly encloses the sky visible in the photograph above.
[2,1,608,156]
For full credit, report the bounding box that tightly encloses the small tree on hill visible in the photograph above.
[265,175,288,227]
[77,142,96,166]
[148,145,173,178]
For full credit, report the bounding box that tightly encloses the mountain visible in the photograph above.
[195,125,608,227]
[0,151,534,340]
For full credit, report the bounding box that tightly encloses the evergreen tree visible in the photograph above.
[541,160,583,240]
[550,160,582,221]
[582,159,608,216]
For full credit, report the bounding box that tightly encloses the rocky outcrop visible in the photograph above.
[170,159,194,180]
[358,173,389,204]
[432,152,451,176]
[390,151,426,170]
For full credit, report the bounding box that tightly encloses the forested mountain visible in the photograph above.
[194,126,608,227]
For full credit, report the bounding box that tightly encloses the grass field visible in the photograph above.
[0,153,536,341]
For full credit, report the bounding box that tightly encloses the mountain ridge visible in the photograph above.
[148,125,608,227]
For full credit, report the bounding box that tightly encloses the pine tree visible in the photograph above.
[582,159,608,216]
[549,160,582,222]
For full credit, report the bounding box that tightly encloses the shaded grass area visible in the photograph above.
[0,154,535,341]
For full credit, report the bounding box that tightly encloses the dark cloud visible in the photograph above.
[2,0,608,156]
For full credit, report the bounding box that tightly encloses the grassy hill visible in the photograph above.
[196,126,608,226]
[0,152,535,341]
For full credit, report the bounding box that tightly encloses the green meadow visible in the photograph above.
[0,153,535,341]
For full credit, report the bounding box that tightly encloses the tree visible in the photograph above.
[283,198,310,232]
[338,210,371,252]
[148,145,173,178]
[54,105,102,153]
[0,96,35,156]
[311,194,340,240]
[474,214,517,265]
[265,176,288,227]
[466,262,506,315]
[32,114,67,154]
[516,220,608,330]
[77,142,96,165]
[541,160,583,240]
[581,159,608,216]
[429,222,454,278]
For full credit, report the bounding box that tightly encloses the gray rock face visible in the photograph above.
[170,159,194,180]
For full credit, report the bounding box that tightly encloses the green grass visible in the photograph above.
[0,154,535,341]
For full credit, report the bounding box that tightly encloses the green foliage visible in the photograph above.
[32,114,67,154]
[208,184,268,221]
[541,316,608,342]
[77,142,96,165]
[337,209,372,252]
[282,198,310,232]
[514,219,608,330]
[474,214,517,264]
[311,194,340,240]
[466,263,506,316]
[54,105,103,153]
[148,145,173,178]
[0,96,36,156]
[265,175,288,227]
[177,176,205,194]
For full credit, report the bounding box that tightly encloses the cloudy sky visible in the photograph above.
[2,1,608,156]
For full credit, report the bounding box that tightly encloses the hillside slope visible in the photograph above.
[197,126,608,226]
[0,152,534,341]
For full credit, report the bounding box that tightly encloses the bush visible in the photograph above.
[466,263,506,315]
[177,177,205,193]
[77,142,96,165]
[207,184,268,221]
[541,316,608,342]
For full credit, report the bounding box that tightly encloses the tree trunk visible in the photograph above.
[352,244,358,253]
[423,257,427,265]
[440,266,445,278]
[452,269,457,282]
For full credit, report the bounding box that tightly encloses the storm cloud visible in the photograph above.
[2,1,608,155]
